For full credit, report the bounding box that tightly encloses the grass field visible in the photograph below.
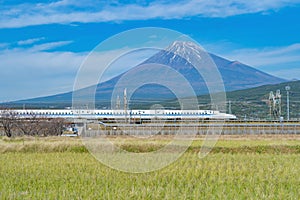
[1,135,300,199]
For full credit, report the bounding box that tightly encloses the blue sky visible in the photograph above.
[0,0,300,101]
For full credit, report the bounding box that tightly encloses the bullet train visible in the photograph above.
[11,109,236,120]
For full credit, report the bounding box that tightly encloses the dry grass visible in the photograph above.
[0,136,86,153]
[1,135,300,154]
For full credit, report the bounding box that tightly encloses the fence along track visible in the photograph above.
[82,120,300,136]
[1,120,299,136]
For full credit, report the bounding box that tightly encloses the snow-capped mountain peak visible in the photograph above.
[162,41,207,65]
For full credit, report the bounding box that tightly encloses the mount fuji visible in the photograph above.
[10,41,285,108]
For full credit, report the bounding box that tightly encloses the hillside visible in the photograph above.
[227,80,300,119]
[152,80,299,120]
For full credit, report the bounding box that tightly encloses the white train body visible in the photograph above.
[12,109,236,120]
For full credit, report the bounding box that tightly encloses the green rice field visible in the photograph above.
[1,135,300,199]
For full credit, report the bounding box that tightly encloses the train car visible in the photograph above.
[11,109,237,120]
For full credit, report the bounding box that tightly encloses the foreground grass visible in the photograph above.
[0,136,300,199]
[1,152,300,199]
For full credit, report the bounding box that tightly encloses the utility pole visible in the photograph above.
[116,95,120,109]
[124,88,128,122]
[285,86,290,121]
[269,91,274,119]
[228,100,232,114]
[275,89,282,117]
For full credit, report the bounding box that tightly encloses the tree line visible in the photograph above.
[0,108,65,137]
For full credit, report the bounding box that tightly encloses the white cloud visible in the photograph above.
[0,43,9,49]
[74,48,158,91]
[0,43,86,101]
[220,43,300,66]
[270,67,300,80]
[208,42,300,80]
[29,41,73,52]
[17,37,45,45]
[0,0,300,28]
[2,39,72,52]
[0,41,155,101]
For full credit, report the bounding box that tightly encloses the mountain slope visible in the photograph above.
[9,41,285,108]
